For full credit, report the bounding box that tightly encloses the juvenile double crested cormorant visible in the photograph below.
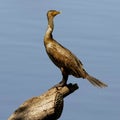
[44,10,107,88]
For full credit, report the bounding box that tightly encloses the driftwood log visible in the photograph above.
[8,83,79,120]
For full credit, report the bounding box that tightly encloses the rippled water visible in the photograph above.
[0,0,120,120]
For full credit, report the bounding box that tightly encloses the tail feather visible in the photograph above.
[86,74,108,88]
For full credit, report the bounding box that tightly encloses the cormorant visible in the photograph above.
[44,10,107,88]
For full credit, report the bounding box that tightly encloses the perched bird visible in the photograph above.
[44,10,107,88]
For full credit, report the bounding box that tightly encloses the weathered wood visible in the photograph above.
[8,83,79,120]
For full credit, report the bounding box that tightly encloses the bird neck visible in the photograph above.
[45,16,54,39]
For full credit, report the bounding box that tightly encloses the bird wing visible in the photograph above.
[46,40,86,78]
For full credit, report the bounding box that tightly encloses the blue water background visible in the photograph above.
[0,0,120,119]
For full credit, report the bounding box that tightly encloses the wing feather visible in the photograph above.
[46,40,86,77]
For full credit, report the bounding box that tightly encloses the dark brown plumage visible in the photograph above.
[44,10,107,88]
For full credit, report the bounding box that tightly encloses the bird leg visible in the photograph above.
[52,76,68,88]
[56,68,68,87]
[58,74,68,87]
[52,69,68,88]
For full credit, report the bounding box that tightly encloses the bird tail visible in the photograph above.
[86,74,108,88]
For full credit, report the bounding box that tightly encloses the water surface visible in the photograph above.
[0,0,120,120]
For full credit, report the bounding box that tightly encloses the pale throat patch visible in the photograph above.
[45,25,52,38]
[46,42,53,48]
[46,25,52,34]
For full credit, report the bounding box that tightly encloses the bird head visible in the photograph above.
[47,10,61,18]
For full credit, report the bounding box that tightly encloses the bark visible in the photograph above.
[8,83,79,120]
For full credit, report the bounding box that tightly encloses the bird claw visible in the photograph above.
[52,81,67,89]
